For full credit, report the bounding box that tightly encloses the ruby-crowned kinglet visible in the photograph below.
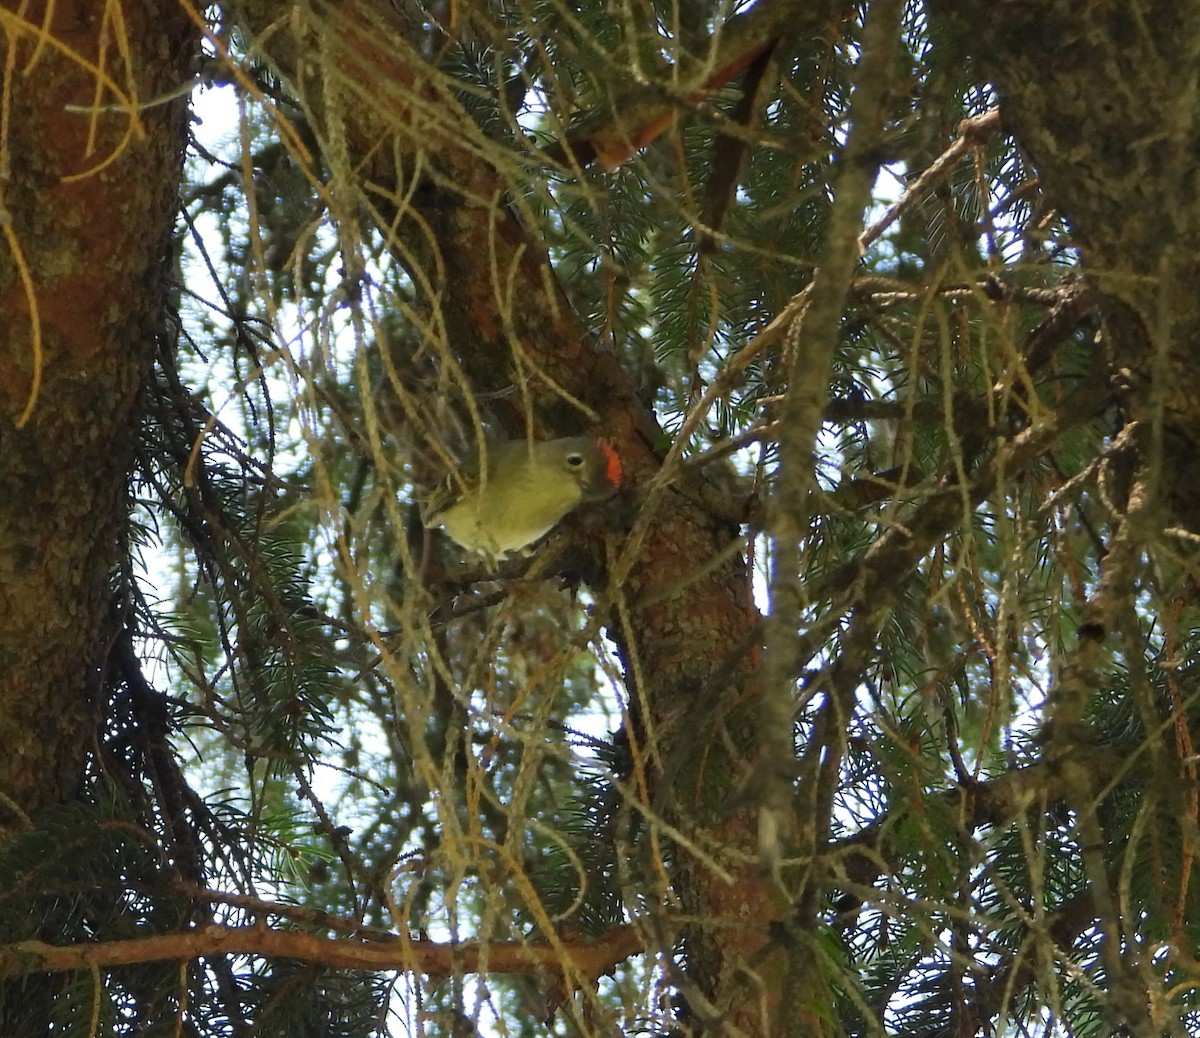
[423,437,622,557]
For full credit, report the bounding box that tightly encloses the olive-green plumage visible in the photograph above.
[424,437,622,557]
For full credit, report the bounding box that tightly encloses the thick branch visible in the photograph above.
[927,0,1200,531]
[831,751,1125,887]
[0,923,644,980]
[545,0,842,170]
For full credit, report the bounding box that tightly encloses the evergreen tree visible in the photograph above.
[1,1,1198,1035]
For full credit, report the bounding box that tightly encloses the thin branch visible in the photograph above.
[858,107,1002,253]
[761,0,908,886]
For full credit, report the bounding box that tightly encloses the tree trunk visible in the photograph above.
[235,1,802,1031]
[0,1,195,818]
[929,0,1200,528]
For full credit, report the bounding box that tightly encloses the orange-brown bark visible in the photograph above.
[0,922,644,979]
[0,1,195,814]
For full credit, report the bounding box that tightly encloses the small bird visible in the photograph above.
[423,437,622,558]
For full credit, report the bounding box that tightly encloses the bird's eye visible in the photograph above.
[566,453,584,467]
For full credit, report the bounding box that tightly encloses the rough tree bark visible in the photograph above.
[0,2,195,819]
[926,3,1200,1031]
[929,0,1200,529]
[10,0,1197,1034]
